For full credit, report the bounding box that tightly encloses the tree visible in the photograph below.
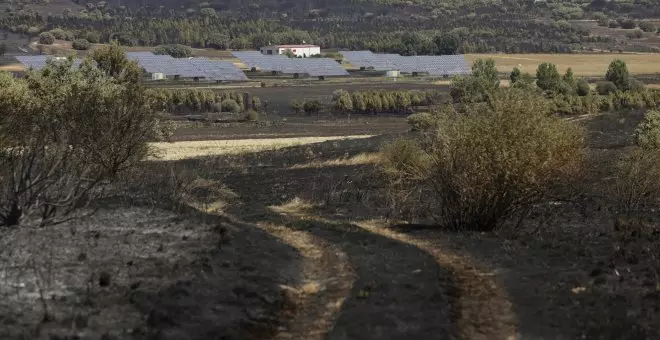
[290,100,302,115]
[333,90,354,114]
[86,31,101,43]
[510,67,522,84]
[433,33,459,55]
[154,44,193,58]
[450,59,500,103]
[536,62,562,92]
[0,49,166,227]
[381,89,584,231]
[72,39,91,50]
[38,32,55,45]
[576,79,591,96]
[605,59,630,90]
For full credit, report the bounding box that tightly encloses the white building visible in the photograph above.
[260,44,321,58]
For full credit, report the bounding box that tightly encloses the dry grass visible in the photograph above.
[466,53,660,76]
[0,64,23,72]
[150,135,374,161]
[289,152,381,169]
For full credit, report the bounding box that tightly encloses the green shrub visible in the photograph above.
[303,100,323,115]
[596,81,617,95]
[628,78,646,92]
[38,32,55,45]
[246,109,259,121]
[72,39,91,50]
[381,89,584,230]
[86,31,101,43]
[407,112,435,131]
[634,110,660,149]
[290,100,302,115]
[576,79,591,96]
[154,44,193,58]
[220,99,241,113]
[49,28,66,40]
[536,62,562,92]
[639,21,656,33]
[251,96,261,111]
[606,59,630,90]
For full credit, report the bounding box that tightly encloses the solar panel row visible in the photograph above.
[339,51,471,75]
[231,51,349,77]
[15,55,86,70]
[15,53,248,81]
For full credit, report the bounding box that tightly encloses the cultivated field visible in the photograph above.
[466,53,660,76]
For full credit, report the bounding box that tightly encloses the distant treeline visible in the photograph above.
[149,89,257,114]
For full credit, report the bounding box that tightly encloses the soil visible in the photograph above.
[1,111,659,339]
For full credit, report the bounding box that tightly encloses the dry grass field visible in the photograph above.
[151,135,374,160]
[466,53,660,76]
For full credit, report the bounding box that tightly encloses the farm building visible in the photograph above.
[259,44,321,58]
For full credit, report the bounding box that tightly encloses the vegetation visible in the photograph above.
[332,89,444,115]
[38,31,54,45]
[150,89,247,114]
[382,89,584,230]
[72,38,91,50]
[0,45,166,227]
[154,44,193,58]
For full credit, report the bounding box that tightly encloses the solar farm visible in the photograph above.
[338,50,471,76]
[13,50,470,85]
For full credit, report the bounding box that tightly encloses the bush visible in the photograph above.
[576,79,591,96]
[596,81,618,95]
[303,100,323,115]
[251,96,261,111]
[510,67,522,84]
[86,31,101,43]
[220,99,241,113]
[634,110,660,149]
[49,28,66,40]
[381,89,584,230]
[619,18,637,29]
[639,21,656,33]
[407,112,435,131]
[628,78,646,92]
[72,39,91,50]
[0,45,166,227]
[38,32,55,45]
[246,109,259,121]
[613,149,660,214]
[154,44,193,58]
[290,100,302,115]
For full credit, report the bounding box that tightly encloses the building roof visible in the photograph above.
[263,44,319,49]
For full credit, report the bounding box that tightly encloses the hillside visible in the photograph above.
[2,0,660,55]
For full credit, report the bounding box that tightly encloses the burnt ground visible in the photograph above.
[1,111,659,339]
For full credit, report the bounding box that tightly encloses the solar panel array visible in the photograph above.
[339,51,471,76]
[231,51,349,77]
[15,53,248,81]
[125,52,247,81]
[15,55,85,70]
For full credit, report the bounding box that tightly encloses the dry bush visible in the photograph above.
[613,110,660,214]
[381,89,584,231]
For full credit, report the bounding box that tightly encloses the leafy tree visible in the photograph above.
[563,68,576,89]
[450,59,499,103]
[38,32,55,45]
[536,62,562,92]
[333,90,354,114]
[154,44,193,58]
[605,59,630,90]
[433,33,459,55]
[303,100,322,115]
[619,18,637,29]
[511,72,536,90]
[0,51,166,227]
[72,39,91,50]
[49,28,66,40]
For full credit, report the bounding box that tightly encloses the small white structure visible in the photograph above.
[259,44,321,58]
[386,70,401,78]
[151,72,165,80]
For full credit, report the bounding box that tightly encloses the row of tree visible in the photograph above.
[331,89,445,115]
